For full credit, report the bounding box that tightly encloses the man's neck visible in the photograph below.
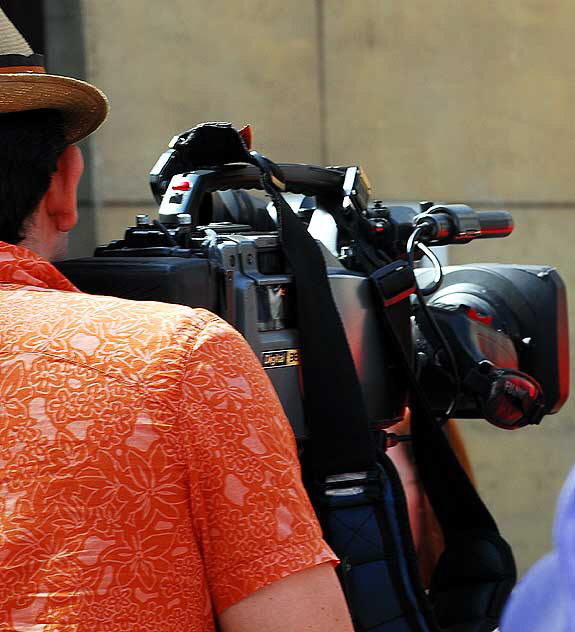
[20,227,69,262]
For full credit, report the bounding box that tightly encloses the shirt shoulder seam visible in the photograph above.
[0,312,220,404]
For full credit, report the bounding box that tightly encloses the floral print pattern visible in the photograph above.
[0,243,336,631]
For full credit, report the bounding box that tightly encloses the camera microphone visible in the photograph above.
[414,204,513,245]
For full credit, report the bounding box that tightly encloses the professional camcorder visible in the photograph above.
[57,122,570,631]
[59,123,569,439]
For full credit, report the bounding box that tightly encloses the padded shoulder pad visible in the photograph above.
[429,529,517,632]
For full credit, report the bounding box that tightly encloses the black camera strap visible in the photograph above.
[251,153,377,477]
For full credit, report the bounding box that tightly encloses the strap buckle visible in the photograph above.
[323,471,369,497]
[371,260,416,307]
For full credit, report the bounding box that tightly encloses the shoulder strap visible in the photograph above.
[254,158,376,477]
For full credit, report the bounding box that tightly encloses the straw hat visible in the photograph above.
[0,8,108,143]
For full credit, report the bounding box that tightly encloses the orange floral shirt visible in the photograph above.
[0,243,336,632]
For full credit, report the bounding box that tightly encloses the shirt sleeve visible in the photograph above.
[177,315,337,614]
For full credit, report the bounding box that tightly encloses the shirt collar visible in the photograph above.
[0,241,79,292]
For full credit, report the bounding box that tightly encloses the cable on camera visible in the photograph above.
[407,226,461,422]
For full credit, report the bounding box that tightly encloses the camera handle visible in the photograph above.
[157,163,349,225]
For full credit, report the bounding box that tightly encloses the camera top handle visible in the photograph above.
[150,121,514,253]
[156,163,354,226]
[156,161,514,252]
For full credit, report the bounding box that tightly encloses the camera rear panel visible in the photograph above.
[56,232,405,440]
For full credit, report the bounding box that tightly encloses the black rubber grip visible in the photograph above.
[476,210,514,238]
[158,164,348,224]
[186,163,345,197]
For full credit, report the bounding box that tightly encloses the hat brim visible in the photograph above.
[0,73,108,143]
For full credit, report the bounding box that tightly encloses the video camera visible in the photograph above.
[57,123,569,441]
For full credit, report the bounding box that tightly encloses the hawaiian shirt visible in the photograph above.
[0,242,336,632]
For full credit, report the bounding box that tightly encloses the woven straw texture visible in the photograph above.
[0,8,108,142]
[0,8,32,55]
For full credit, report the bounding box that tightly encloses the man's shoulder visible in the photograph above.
[2,286,223,390]
[60,289,216,332]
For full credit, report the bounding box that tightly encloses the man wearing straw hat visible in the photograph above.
[0,10,353,632]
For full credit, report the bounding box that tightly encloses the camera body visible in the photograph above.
[57,162,569,435]
[57,226,400,440]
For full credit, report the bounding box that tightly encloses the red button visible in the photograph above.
[173,182,191,191]
[467,307,493,327]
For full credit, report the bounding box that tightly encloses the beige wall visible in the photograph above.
[81,0,323,244]
[323,1,575,203]
[81,0,575,574]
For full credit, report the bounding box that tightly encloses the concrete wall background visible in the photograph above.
[80,0,324,242]
[45,0,99,258]
[68,0,575,575]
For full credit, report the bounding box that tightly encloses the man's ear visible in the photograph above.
[44,144,84,233]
